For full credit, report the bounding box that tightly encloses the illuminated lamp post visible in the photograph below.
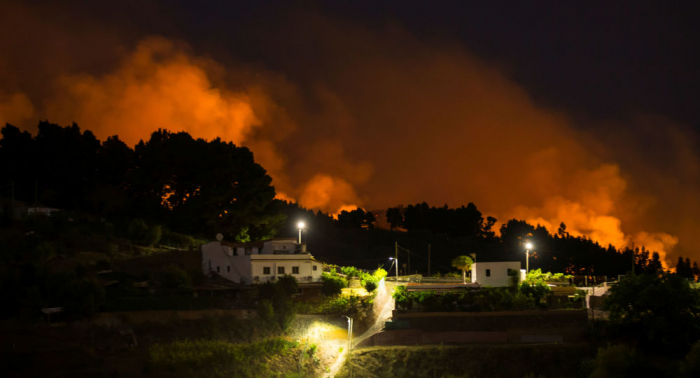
[344,316,353,351]
[525,242,533,273]
[389,257,399,279]
[297,221,305,244]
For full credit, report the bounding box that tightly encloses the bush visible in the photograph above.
[364,279,378,292]
[256,300,274,323]
[682,340,700,377]
[159,265,192,294]
[589,344,648,378]
[604,272,700,354]
[146,224,162,247]
[127,218,148,244]
[322,272,347,296]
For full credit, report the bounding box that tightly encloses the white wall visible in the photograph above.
[202,241,322,285]
[250,257,322,283]
[471,261,522,287]
[201,241,251,284]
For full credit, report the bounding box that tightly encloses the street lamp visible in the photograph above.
[524,242,533,273]
[343,316,353,351]
[389,257,399,279]
[297,221,305,244]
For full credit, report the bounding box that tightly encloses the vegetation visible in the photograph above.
[451,255,473,284]
[336,344,594,378]
[393,269,577,313]
[148,338,307,377]
[0,122,285,241]
[393,285,539,313]
[257,275,299,331]
[603,272,700,354]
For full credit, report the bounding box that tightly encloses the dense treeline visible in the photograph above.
[281,201,698,280]
[2,122,697,280]
[0,121,284,241]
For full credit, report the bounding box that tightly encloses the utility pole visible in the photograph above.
[395,242,398,276]
[428,244,432,277]
[407,247,410,275]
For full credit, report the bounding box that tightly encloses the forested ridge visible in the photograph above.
[2,121,699,279]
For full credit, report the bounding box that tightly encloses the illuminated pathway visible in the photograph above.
[325,280,397,378]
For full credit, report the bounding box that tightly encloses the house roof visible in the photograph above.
[218,238,298,249]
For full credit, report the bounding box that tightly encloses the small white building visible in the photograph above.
[471,261,525,287]
[201,238,323,285]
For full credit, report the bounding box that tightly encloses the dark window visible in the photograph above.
[263,267,271,275]
[507,268,512,275]
[227,266,231,272]
[292,266,299,274]
[278,266,285,274]
[313,265,318,271]
[217,266,220,273]
[486,269,491,277]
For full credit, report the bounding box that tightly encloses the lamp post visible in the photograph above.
[389,257,399,279]
[524,242,533,273]
[297,221,305,244]
[343,316,353,351]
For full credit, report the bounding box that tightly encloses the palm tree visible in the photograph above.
[451,255,474,284]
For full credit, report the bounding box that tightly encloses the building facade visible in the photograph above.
[201,238,323,285]
[471,261,525,287]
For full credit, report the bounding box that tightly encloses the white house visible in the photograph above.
[201,238,323,285]
[471,261,525,287]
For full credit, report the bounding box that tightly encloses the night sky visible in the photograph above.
[1,0,699,264]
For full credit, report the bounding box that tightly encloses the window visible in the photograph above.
[217,266,220,273]
[507,268,512,275]
[486,269,491,277]
[313,265,318,271]
[292,266,299,274]
[263,267,271,275]
[227,266,231,272]
[278,266,285,274]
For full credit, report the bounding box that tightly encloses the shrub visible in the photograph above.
[159,265,192,294]
[364,279,378,292]
[604,272,700,354]
[256,300,274,323]
[127,218,148,244]
[322,272,347,296]
[146,224,162,247]
[589,344,645,378]
[682,340,700,377]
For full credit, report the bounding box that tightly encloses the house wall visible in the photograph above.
[250,257,322,283]
[261,239,298,254]
[201,242,251,284]
[202,241,322,285]
[471,261,522,287]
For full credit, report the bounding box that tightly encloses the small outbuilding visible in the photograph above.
[471,261,525,287]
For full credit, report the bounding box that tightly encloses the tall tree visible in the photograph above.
[386,207,403,230]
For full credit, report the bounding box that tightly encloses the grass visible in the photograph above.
[148,338,308,377]
[335,344,595,378]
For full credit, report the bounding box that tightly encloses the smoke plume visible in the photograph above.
[1,2,697,264]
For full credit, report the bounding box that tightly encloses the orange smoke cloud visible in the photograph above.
[1,3,695,265]
[0,92,34,127]
[298,174,362,216]
[44,37,259,146]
